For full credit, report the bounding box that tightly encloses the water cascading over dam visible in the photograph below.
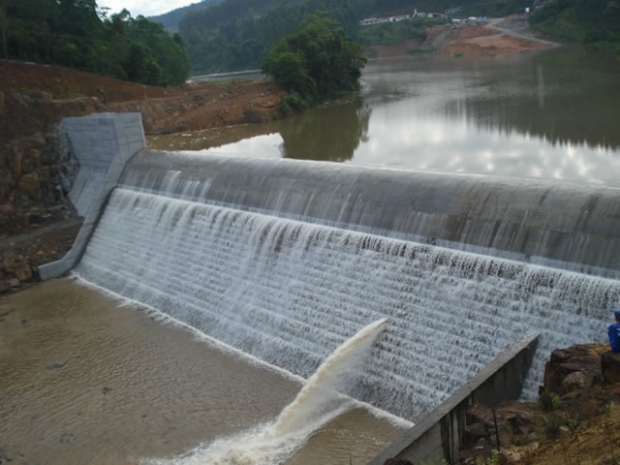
[74,149,620,421]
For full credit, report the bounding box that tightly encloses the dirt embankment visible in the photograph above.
[0,60,281,289]
[427,15,553,58]
[369,14,554,60]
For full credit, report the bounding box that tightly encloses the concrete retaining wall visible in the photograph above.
[39,113,145,281]
[369,334,539,465]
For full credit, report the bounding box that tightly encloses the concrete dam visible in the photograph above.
[50,114,620,423]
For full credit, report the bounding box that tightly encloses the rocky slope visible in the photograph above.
[0,60,280,289]
[459,344,620,465]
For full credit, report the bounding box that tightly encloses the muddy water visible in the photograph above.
[0,279,405,465]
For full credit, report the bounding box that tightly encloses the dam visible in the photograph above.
[38,113,620,461]
[73,148,620,419]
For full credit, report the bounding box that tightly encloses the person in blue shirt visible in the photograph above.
[608,310,620,353]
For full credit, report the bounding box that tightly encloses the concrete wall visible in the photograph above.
[121,152,620,278]
[39,113,145,281]
[368,334,539,465]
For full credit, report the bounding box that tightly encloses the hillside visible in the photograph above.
[0,0,191,86]
[0,61,279,289]
[529,0,620,58]
[148,0,224,32]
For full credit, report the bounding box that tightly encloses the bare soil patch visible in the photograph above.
[426,22,549,58]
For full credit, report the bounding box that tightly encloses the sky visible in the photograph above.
[97,0,196,17]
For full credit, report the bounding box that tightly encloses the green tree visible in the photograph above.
[262,12,366,108]
[178,0,358,74]
[0,0,190,86]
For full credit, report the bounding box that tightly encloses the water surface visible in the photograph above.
[151,52,620,187]
[0,279,405,465]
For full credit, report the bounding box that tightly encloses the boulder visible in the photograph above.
[466,403,494,428]
[2,250,32,281]
[502,442,539,464]
[543,344,604,394]
[463,422,489,448]
[560,371,587,395]
[601,351,620,385]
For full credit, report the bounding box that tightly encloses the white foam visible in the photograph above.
[141,319,388,465]
[75,188,620,419]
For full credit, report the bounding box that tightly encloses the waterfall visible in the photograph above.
[75,185,620,420]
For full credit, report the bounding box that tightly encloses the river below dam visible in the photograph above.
[0,279,407,465]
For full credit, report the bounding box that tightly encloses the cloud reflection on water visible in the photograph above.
[201,55,620,188]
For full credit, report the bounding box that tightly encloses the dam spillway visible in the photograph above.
[74,149,620,421]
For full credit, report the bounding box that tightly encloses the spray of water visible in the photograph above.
[143,318,387,465]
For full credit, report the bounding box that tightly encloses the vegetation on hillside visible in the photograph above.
[262,13,366,114]
[0,0,191,86]
[174,0,542,75]
[529,0,620,57]
[357,17,446,47]
[454,0,530,17]
[179,0,359,74]
[148,0,223,32]
[176,0,466,74]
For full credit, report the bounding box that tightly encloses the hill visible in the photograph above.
[529,0,620,57]
[175,0,539,74]
[148,0,224,32]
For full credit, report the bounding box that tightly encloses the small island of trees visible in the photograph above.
[261,13,367,115]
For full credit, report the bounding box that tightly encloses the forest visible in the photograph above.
[529,0,620,55]
[0,0,191,86]
[177,0,436,74]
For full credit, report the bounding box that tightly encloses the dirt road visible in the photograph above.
[426,14,556,58]
[488,15,560,48]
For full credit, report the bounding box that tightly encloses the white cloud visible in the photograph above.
[98,0,195,17]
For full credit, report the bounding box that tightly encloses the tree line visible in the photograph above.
[529,0,620,55]
[174,0,525,75]
[179,0,361,75]
[0,0,191,86]
[176,0,444,75]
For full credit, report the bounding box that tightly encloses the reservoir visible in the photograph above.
[152,51,620,188]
